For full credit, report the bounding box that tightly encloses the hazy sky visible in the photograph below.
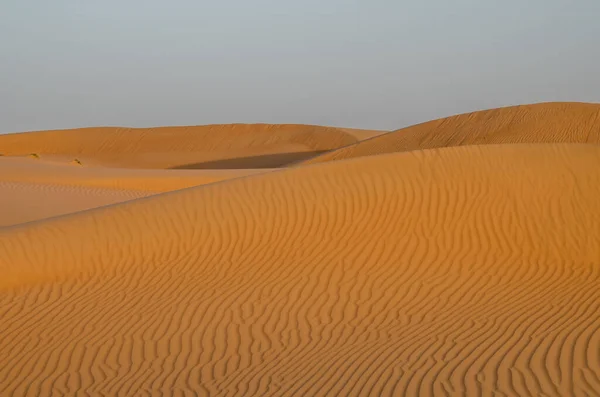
[1,1,599,133]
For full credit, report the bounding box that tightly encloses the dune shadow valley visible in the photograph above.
[1,102,600,396]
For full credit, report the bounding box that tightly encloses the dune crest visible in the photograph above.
[303,102,600,164]
[1,143,599,396]
[0,124,385,169]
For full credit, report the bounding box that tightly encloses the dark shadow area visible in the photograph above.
[170,151,327,169]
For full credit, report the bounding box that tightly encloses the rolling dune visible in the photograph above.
[0,124,384,169]
[0,157,270,193]
[0,157,270,226]
[302,102,600,164]
[1,143,598,396]
[0,181,151,227]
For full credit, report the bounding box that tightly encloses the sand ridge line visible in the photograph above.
[0,124,383,169]
[302,102,600,164]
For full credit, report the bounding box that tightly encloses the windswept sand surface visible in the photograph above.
[303,102,600,164]
[0,104,599,396]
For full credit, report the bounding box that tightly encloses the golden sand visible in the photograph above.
[0,104,598,396]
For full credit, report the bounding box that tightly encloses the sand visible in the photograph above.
[0,124,385,169]
[0,156,270,226]
[302,102,600,164]
[0,104,599,396]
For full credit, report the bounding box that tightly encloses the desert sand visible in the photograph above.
[0,124,384,169]
[0,104,599,396]
[0,156,270,226]
[303,102,600,164]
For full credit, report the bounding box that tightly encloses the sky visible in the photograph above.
[1,0,599,133]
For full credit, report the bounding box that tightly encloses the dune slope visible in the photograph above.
[0,157,270,226]
[0,124,384,169]
[0,181,151,227]
[303,102,600,164]
[0,143,599,396]
[0,157,270,193]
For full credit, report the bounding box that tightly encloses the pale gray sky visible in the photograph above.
[1,0,599,133]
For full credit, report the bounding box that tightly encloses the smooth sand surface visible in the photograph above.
[303,102,600,164]
[0,181,151,227]
[1,142,599,396]
[0,124,383,169]
[0,157,271,226]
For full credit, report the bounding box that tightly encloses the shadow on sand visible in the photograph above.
[169,151,326,169]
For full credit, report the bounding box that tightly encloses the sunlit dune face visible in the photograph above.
[0,104,599,396]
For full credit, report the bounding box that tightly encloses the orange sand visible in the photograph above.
[0,104,599,396]
[0,157,270,226]
[302,102,600,164]
[0,124,384,169]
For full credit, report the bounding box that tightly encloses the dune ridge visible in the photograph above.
[302,102,600,164]
[1,143,599,396]
[0,124,384,169]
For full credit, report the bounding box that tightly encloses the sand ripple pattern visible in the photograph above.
[0,144,599,396]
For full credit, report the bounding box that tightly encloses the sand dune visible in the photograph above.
[303,102,600,164]
[0,157,270,226]
[0,124,384,169]
[0,157,270,192]
[0,181,151,227]
[0,123,382,224]
[1,143,598,396]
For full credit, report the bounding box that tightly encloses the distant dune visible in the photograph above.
[0,124,385,169]
[0,124,383,225]
[0,103,599,396]
[302,102,600,164]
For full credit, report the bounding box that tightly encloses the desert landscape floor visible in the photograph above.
[0,104,599,396]
[0,156,270,226]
